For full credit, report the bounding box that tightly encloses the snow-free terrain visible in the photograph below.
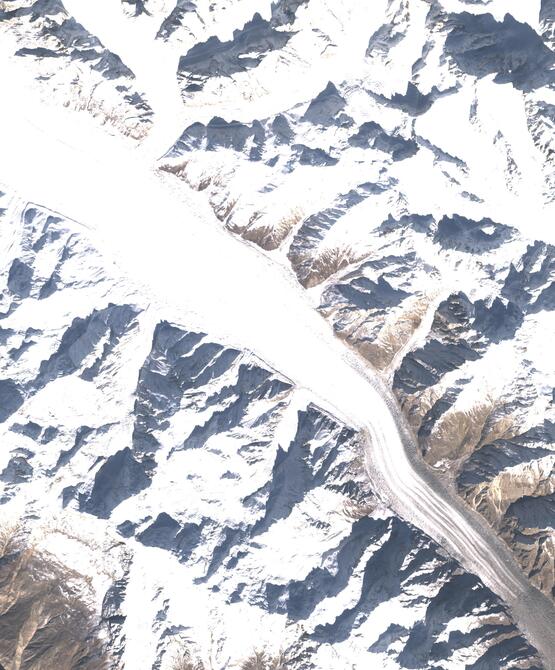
[0,1,554,669]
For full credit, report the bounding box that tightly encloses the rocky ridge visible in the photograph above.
[0,0,153,138]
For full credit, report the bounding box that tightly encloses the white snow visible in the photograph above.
[1,1,555,666]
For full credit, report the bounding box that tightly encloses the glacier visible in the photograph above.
[0,1,554,669]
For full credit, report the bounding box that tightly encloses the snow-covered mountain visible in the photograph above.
[0,186,546,670]
[0,0,153,137]
[158,0,555,607]
[0,1,554,669]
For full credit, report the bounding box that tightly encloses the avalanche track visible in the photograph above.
[1,43,555,670]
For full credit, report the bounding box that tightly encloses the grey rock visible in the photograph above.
[0,380,24,423]
[80,448,153,519]
[445,12,555,92]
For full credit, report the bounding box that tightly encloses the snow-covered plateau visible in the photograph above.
[0,1,554,669]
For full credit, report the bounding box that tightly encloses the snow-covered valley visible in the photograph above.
[0,1,554,669]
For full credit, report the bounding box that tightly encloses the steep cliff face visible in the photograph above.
[0,190,546,668]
